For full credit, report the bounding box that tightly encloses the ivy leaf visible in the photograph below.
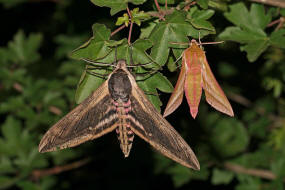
[196,0,209,9]
[210,118,249,157]
[270,29,285,49]
[186,7,215,32]
[90,0,147,15]
[131,8,151,26]
[137,71,173,112]
[71,24,170,109]
[149,11,197,66]
[211,169,234,185]
[6,30,42,65]
[71,23,115,60]
[219,3,273,62]
[17,181,41,190]
[166,164,209,187]
[71,23,123,104]
[116,13,129,26]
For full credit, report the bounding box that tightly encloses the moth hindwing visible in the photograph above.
[39,60,200,170]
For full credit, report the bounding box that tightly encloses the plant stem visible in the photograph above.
[224,162,285,181]
[31,158,90,180]
[111,25,126,37]
[154,0,161,13]
[127,7,133,45]
[250,0,285,8]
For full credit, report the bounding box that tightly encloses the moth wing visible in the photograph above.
[39,81,118,153]
[129,80,200,170]
[163,55,186,118]
[201,56,234,117]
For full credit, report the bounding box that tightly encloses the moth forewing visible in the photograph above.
[163,54,187,118]
[201,55,234,117]
[38,80,118,153]
[127,74,199,170]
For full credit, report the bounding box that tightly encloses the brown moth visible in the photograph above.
[39,60,200,170]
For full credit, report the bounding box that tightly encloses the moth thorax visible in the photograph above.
[108,70,132,103]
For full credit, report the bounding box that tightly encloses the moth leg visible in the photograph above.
[134,69,160,81]
[86,70,109,79]
[81,58,116,67]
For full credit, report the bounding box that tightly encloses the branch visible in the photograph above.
[228,92,284,128]
[111,25,126,37]
[31,158,90,180]
[154,0,162,13]
[224,162,282,181]
[126,7,133,45]
[250,0,285,8]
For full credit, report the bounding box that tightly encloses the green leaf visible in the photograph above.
[280,8,285,16]
[149,11,198,65]
[0,176,19,189]
[0,0,27,8]
[0,157,14,174]
[219,3,273,62]
[131,8,151,26]
[167,164,209,187]
[186,7,215,32]
[235,177,261,190]
[157,0,175,5]
[139,21,157,39]
[7,30,42,65]
[71,23,114,60]
[72,24,169,109]
[270,29,285,49]
[210,118,249,157]
[90,0,147,15]
[211,169,234,185]
[116,13,129,26]
[17,181,41,190]
[0,116,22,155]
[137,72,173,111]
[271,156,285,177]
[196,0,209,9]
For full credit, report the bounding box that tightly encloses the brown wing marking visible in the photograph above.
[128,82,200,170]
[39,81,118,153]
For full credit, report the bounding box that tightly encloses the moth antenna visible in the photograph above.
[198,31,202,45]
[172,53,183,67]
[169,42,189,46]
[200,41,224,45]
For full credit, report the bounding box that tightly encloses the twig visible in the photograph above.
[13,82,23,92]
[267,17,285,31]
[154,0,162,13]
[267,18,282,28]
[228,92,284,128]
[48,106,62,115]
[183,1,196,11]
[126,7,133,45]
[31,158,90,180]
[224,162,284,181]
[111,25,126,37]
[250,0,285,8]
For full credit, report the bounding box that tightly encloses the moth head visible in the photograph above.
[115,60,127,69]
[108,70,132,103]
